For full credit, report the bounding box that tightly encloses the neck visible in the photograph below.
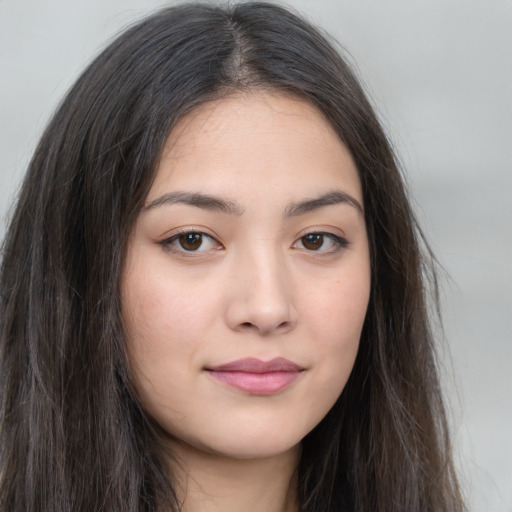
[168,441,300,512]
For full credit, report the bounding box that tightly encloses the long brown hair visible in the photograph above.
[0,3,464,511]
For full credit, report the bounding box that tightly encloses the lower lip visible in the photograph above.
[206,370,301,395]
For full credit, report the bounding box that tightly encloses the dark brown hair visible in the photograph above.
[0,2,463,511]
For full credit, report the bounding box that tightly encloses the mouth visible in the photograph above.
[205,357,304,395]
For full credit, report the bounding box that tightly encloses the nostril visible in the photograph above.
[238,320,291,334]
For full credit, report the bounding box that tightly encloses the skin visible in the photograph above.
[122,91,371,512]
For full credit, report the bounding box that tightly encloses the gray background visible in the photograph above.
[0,0,510,510]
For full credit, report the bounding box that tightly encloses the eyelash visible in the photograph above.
[159,230,222,255]
[159,230,349,255]
[292,232,349,253]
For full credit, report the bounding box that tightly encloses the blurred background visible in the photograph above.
[0,0,510,509]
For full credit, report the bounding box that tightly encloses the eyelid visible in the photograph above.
[157,226,349,256]
[291,230,349,253]
[159,227,224,254]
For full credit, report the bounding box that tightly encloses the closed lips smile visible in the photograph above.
[205,357,304,395]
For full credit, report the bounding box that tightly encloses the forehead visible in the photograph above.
[149,91,362,205]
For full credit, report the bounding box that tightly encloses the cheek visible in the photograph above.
[121,273,205,429]
[123,264,215,353]
[121,266,205,396]
[301,263,370,393]
[303,263,370,340]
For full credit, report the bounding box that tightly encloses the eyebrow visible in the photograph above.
[284,190,363,218]
[144,191,245,215]
[143,189,363,217]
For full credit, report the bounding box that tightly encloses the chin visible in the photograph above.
[209,441,300,461]
[175,427,304,462]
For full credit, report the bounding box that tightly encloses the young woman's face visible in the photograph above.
[122,92,370,460]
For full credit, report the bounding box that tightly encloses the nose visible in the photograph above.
[224,247,298,336]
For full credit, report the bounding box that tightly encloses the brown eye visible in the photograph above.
[160,231,221,254]
[301,233,324,250]
[292,232,348,253]
[179,233,203,251]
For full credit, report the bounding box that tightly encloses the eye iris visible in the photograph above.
[179,233,202,251]
[302,233,324,250]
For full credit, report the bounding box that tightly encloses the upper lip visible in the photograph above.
[206,357,303,373]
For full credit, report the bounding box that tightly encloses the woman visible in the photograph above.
[0,2,464,511]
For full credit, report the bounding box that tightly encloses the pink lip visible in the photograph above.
[205,357,303,395]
